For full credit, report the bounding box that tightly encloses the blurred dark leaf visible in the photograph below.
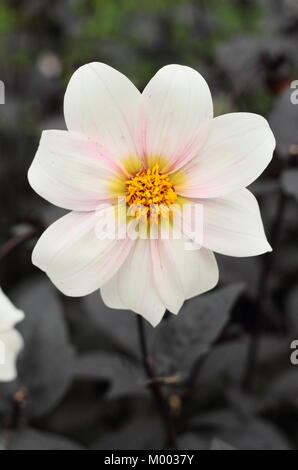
[37,206,68,236]
[216,418,290,450]
[215,35,261,89]
[272,243,298,276]
[90,416,165,450]
[82,292,154,360]
[269,88,298,157]
[6,427,83,450]
[215,35,295,95]
[189,410,290,450]
[217,255,260,296]
[198,335,288,386]
[33,381,114,442]
[209,438,236,450]
[250,179,280,197]
[263,0,298,32]
[41,115,66,132]
[73,352,147,399]
[0,98,23,134]
[151,284,244,377]
[263,370,298,408]
[281,169,298,199]
[0,277,74,419]
[190,409,239,430]
[177,432,208,450]
[257,334,290,362]
[226,387,260,416]
[286,286,298,335]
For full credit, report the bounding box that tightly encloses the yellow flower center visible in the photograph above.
[125,163,177,209]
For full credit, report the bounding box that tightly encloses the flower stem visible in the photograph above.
[8,388,28,431]
[136,315,177,448]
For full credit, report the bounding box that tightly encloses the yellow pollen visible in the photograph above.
[125,164,177,211]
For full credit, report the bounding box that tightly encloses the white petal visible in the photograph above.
[177,113,275,198]
[100,276,128,310]
[28,130,124,211]
[153,239,219,307]
[0,329,23,382]
[199,189,272,256]
[0,288,24,331]
[150,239,185,314]
[141,64,213,172]
[64,62,141,166]
[102,240,165,327]
[32,209,133,297]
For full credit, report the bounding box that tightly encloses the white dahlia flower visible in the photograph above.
[28,63,275,326]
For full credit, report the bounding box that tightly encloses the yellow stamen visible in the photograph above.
[125,164,177,216]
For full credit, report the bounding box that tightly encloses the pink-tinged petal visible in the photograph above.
[150,239,185,314]
[28,130,125,211]
[177,113,275,198]
[32,209,134,297]
[64,62,141,171]
[100,277,128,311]
[141,64,213,172]
[171,200,204,246]
[0,329,23,382]
[101,240,165,327]
[193,189,272,257]
[152,239,218,311]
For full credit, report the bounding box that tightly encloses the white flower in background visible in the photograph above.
[0,288,24,381]
[28,63,275,326]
